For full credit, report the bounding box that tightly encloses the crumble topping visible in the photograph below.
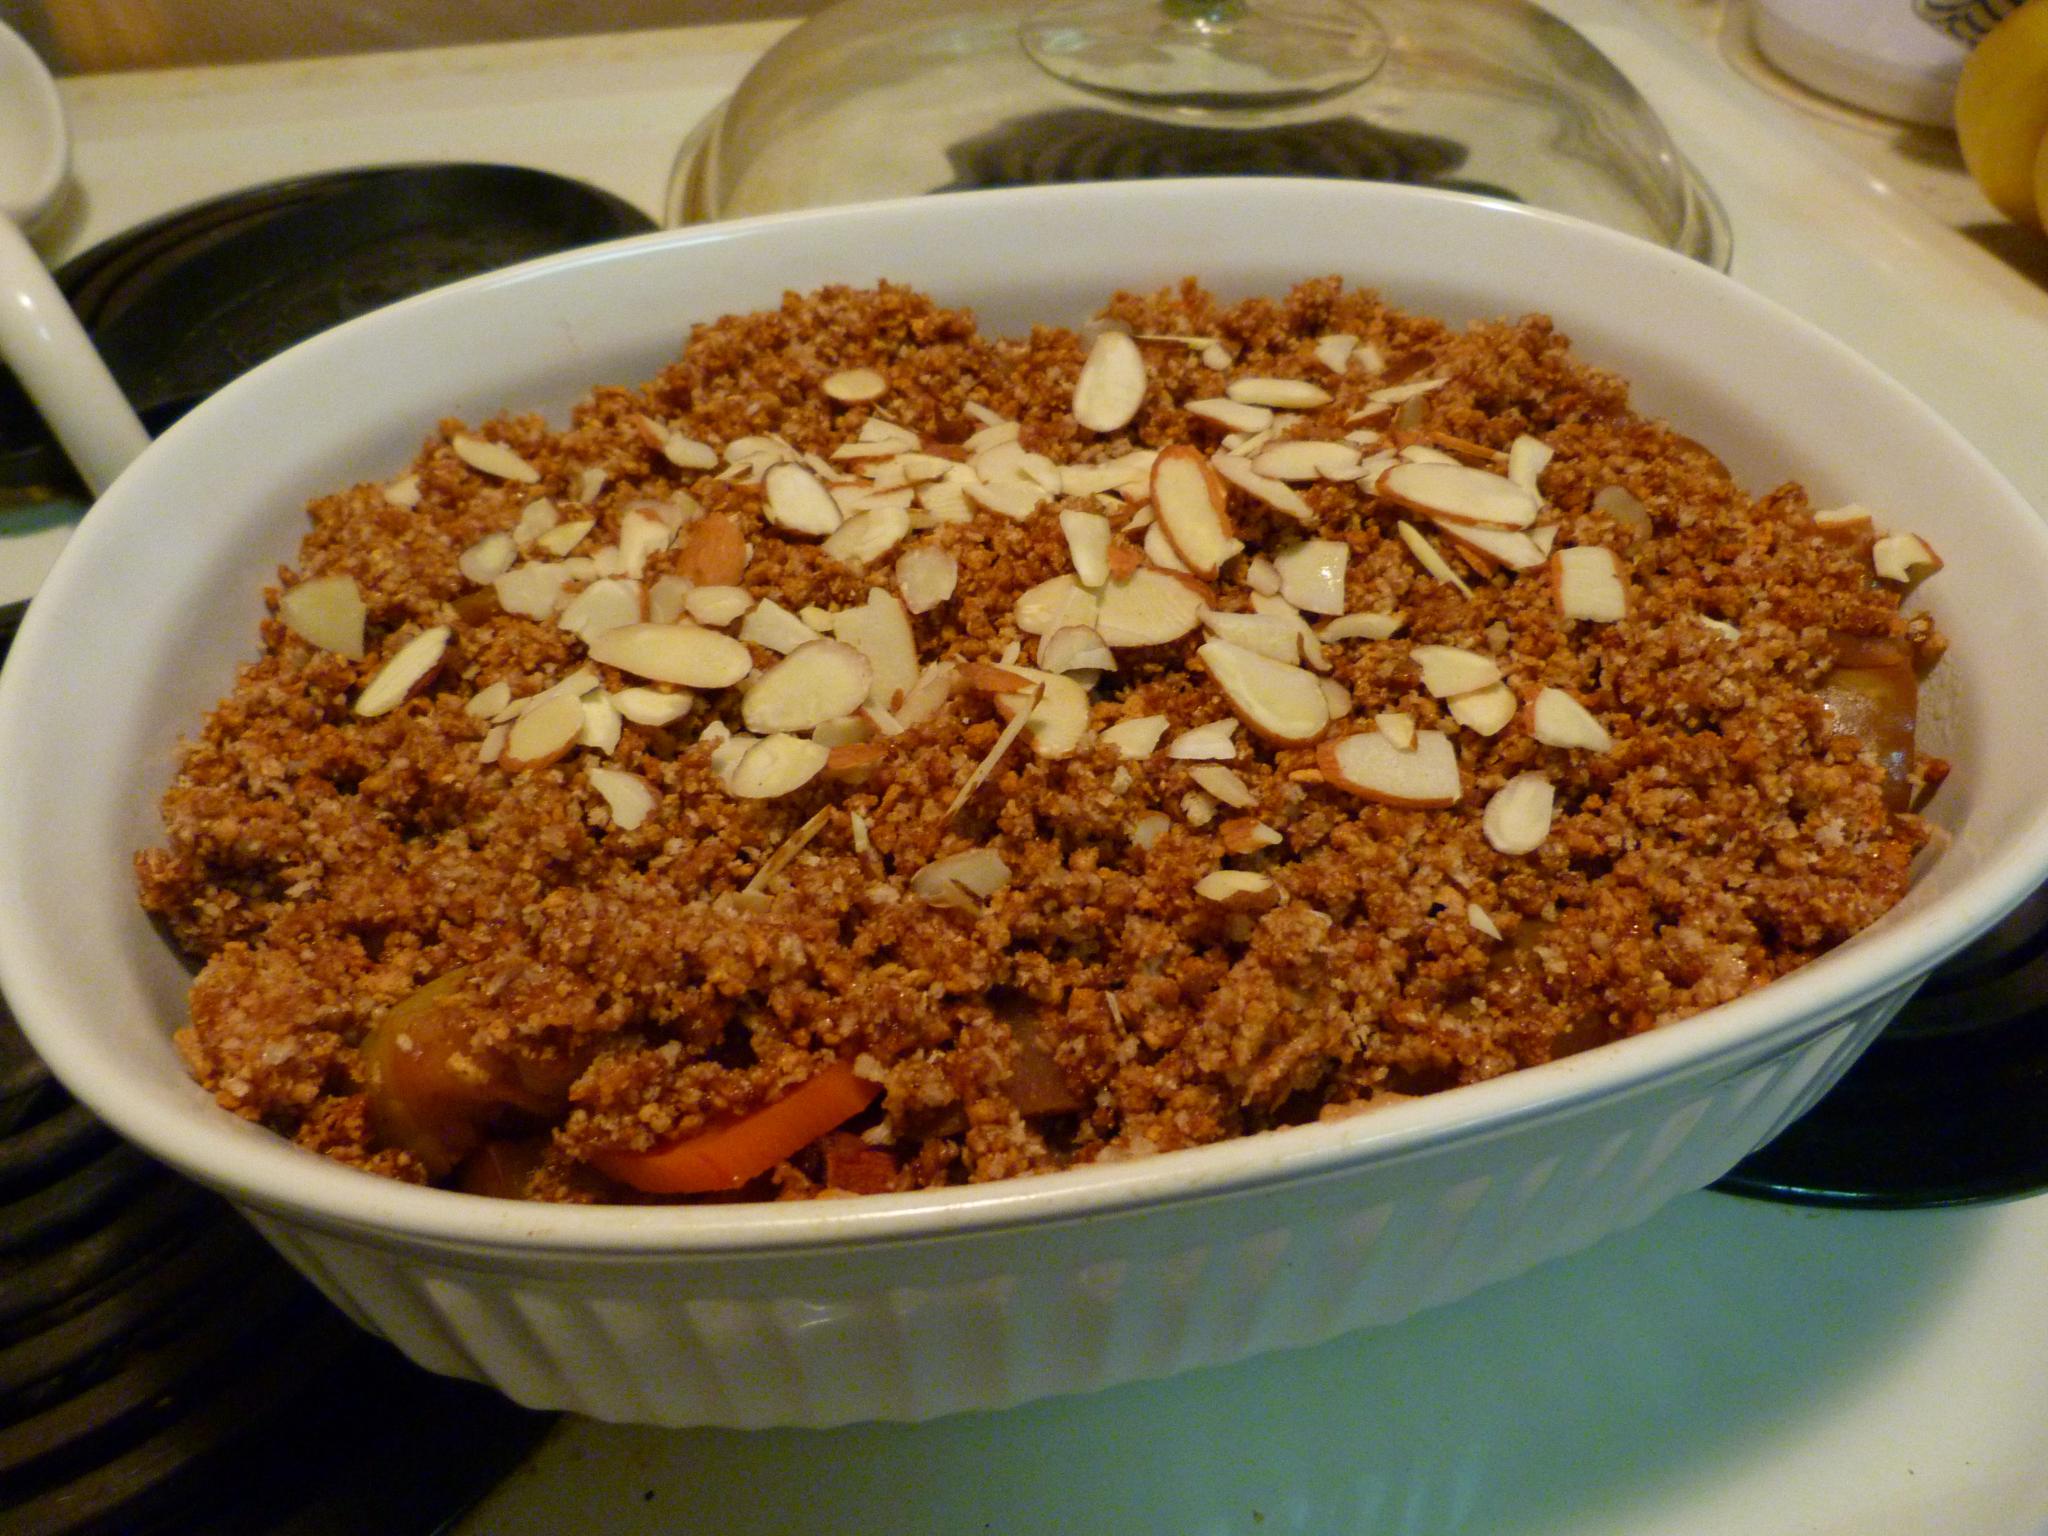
[137,277,1943,1202]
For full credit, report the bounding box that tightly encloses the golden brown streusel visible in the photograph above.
[138,278,1940,1202]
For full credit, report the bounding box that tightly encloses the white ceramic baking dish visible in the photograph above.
[3,180,2045,1429]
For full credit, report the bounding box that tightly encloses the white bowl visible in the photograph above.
[4,180,2046,1429]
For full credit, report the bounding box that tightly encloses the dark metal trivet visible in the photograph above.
[0,163,657,496]
[0,997,556,1536]
[1716,884,2048,1208]
[940,107,1510,200]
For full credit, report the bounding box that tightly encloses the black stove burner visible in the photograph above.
[0,163,656,496]
[1716,887,2048,1208]
[940,107,1510,200]
[0,163,657,1534]
[0,1000,554,1536]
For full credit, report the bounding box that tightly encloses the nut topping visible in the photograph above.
[1198,638,1332,745]
[278,575,366,659]
[354,626,450,718]
[1551,546,1628,622]
[450,434,539,483]
[742,640,875,734]
[763,462,846,538]
[1482,772,1555,855]
[1150,446,1242,579]
[1072,330,1148,433]
[1529,689,1613,752]
[588,623,752,688]
[1316,728,1461,807]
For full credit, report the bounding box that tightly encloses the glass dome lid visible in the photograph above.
[668,0,1729,269]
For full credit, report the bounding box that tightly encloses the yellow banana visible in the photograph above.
[1956,0,2048,227]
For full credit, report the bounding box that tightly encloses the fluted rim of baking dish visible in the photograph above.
[5,179,2048,1257]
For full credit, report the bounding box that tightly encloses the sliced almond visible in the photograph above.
[1186,397,1274,435]
[1252,439,1365,483]
[1432,518,1548,573]
[763,462,845,538]
[896,660,959,728]
[962,476,1051,522]
[1447,682,1517,736]
[1220,817,1283,853]
[1200,638,1331,745]
[511,498,559,548]
[1181,790,1219,828]
[578,690,624,753]
[813,715,874,750]
[1369,378,1446,406]
[1529,688,1613,752]
[278,574,366,659]
[1210,452,1316,524]
[822,501,913,566]
[1060,449,1157,498]
[1038,624,1116,675]
[896,544,959,614]
[559,578,645,642]
[1200,608,1301,665]
[1374,711,1417,751]
[1072,329,1148,433]
[742,640,875,734]
[1379,460,1539,530]
[1467,903,1502,941]
[382,474,421,509]
[1143,521,1191,575]
[990,667,1092,758]
[730,600,816,657]
[1015,574,1101,638]
[661,432,719,472]
[1272,539,1349,616]
[669,511,743,587]
[1100,714,1171,759]
[1813,504,1875,536]
[1314,333,1358,374]
[1095,568,1206,648]
[1321,611,1404,642]
[1409,644,1501,699]
[457,532,518,587]
[534,519,595,557]
[1552,546,1628,622]
[706,728,754,780]
[1246,555,1282,596]
[1695,614,1741,641]
[1530,525,1560,557]
[477,722,508,764]
[721,733,829,799]
[1319,675,1354,720]
[1131,812,1171,849]
[835,589,919,711]
[613,687,695,727]
[825,741,888,782]
[822,367,887,403]
[587,766,657,829]
[451,434,539,483]
[1194,869,1280,907]
[354,626,450,717]
[466,680,513,719]
[1149,446,1243,579]
[500,690,584,769]
[1482,772,1555,855]
[1395,521,1474,598]
[1226,377,1331,410]
[1317,728,1461,807]
[1190,763,1255,809]
[1060,509,1114,587]
[911,848,1012,910]
[588,623,752,688]
[1872,532,1942,584]
[1167,718,1240,761]
[681,586,752,628]
[1201,342,1234,372]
